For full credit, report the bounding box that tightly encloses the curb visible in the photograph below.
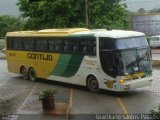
[152,60,160,66]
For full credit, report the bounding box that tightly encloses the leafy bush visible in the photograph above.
[150,104,160,119]
[39,89,57,100]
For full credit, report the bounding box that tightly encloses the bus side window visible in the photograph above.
[28,39,34,50]
[36,40,41,51]
[93,47,96,53]
[36,39,48,51]
[56,46,60,51]
[83,47,87,53]
[23,39,34,51]
[74,46,78,52]
[73,40,79,53]
[80,40,96,55]
[23,39,29,50]
[80,40,85,53]
[55,40,61,52]
[13,38,23,50]
[100,52,116,78]
[64,45,67,51]
[7,38,13,49]
[48,39,56,52]
[63,40,75,52]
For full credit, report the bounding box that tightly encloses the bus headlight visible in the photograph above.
[119,79,125,83]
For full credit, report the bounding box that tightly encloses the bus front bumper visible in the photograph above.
[119,76,153,91]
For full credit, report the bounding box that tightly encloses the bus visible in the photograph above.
[6,28,153,92]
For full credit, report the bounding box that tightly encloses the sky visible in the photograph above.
[0,0,160,17]
[0,0,20,16]
[125,0,160,12]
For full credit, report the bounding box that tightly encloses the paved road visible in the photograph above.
[152,49,160,60]
[0,59,160,120]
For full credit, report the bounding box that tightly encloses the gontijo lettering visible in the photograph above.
[27,53,52,61]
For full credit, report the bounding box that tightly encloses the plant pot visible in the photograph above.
[42,96,55,110]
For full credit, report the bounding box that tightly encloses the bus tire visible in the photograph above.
[28,68,36,82]
[87,75,99,92]
[20,67,28,80]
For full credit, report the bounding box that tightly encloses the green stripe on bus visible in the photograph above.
[52,54,72,76]
[61,54,84,77]
[51,54,84,77]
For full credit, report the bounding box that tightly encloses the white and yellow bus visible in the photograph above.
[6,28,152,92]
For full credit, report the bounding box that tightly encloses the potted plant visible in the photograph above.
[39,89,57,111]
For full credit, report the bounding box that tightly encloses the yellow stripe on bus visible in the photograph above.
[7,50,61,78]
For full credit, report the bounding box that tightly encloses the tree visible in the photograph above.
[17,0,130,30]
[89,0,129,29]
[0,15,25,37]
[138,8,146,13]
[150,8,160,13]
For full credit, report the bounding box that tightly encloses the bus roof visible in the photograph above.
[71,29,145,38]
[98,30,145,38]
[6,28,89,37]
[6,28,145,38]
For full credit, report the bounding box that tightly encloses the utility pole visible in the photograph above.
[85,0,89,28]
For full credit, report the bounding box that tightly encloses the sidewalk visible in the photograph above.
[152,56,160,66]
[16,83,70,120]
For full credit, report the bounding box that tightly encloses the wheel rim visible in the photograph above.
[88,76,99,92]
[21,68,28,80]
[29,68,36,81]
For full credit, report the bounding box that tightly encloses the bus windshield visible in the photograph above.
[99,36,152,77]
[116,36,148,49]
[116,48,152,76]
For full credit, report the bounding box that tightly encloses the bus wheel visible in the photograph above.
[20,67,28,80]
[28,68,36,81]
[87,76,99,92]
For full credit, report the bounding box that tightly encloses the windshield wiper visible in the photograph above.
[126,58,140,74]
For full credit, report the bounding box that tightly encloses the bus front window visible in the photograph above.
[121,50,139,74]
[137,48,152,74]
[119,48,152,76]
[99,37,152,77]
